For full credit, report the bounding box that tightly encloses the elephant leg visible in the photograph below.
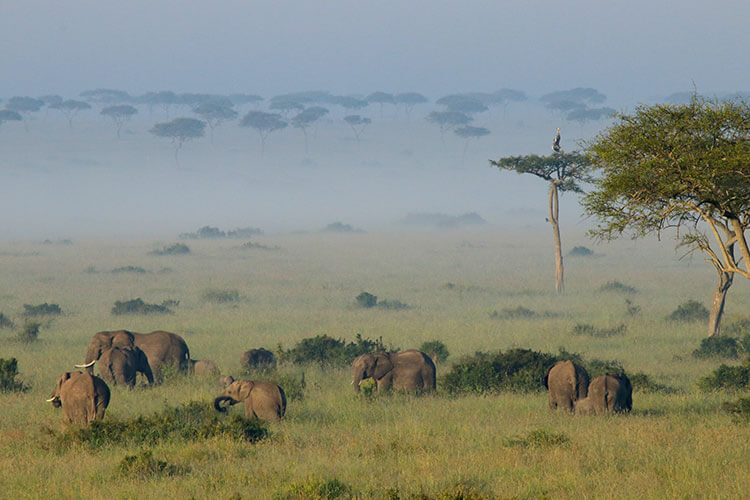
[377,373,393,392]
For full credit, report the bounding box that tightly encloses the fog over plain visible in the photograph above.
[1,1,748,238]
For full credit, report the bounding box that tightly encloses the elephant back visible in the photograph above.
[241,348,276,371]
[130,330,190,374]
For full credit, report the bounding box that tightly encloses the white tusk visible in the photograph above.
[74,360,96,368]
[46,397,57,402]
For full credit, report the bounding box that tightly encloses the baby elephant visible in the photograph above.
[240,348,277,372]
[190,359,220,376]
[47,372,111,425]
[575,372,633,415]
[214,379,286,422]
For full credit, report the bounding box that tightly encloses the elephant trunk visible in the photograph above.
[214,395,237,413]
[352,369,365,393]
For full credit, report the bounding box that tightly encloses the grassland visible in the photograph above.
[0,230,748,499]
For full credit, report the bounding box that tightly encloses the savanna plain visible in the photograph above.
[1,230,748,499]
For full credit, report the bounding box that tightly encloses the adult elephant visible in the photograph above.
[46,372,110,425]
[213,379,286,422]
[79,343,154,388]
[351,350,436,393]
[83,330,190,379]
[240,348,276,372]
[543,360,590,412]
[575,372,633,414]
[190,359,220,376]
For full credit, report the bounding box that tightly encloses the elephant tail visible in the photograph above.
[214,395,236,413]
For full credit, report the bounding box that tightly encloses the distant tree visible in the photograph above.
[5,97,44,130]
[343,115,371,141]
[80,88,132,104]
[394,92,428,116]
[192,101,238,143]
[228,93,264,108]
[0,110,22,128]
[493,88,528,115]
[566,107,616,124]
[38,95,63,107]
[331,96,368,111]
[583,97,750,336]
[269,100,305,117]
[239,111,287,155]
[454,125,490,159]
[541,88,606,107]
[50,99,91,128]
[291,106,329,153]
[366,91,395,116]
[149,117,206,166]
[425,111,472,140]
[490,150,593,293]
[101,104,138,138]
[138,91,178,116]
[436,95,488,115]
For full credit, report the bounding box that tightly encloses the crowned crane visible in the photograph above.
[552,127,561,152]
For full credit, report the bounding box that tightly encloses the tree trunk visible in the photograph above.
[708,269,733,336]
[549,183,564,293]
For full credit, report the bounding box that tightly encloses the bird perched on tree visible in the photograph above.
[552,127,561,152]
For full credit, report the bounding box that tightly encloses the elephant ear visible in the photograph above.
[372,354,393,380]
[238,381,255,402]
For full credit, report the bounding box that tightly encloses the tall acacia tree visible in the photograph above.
[490,150,592,293]
[149,117,206,166]
[583,97,750,336]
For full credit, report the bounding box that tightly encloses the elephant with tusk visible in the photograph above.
[213,379,286,422]
[77,341,154,388]
[47,371,110,425]
[351,350,436,394]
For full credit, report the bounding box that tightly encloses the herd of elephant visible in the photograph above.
[46,330,631,426]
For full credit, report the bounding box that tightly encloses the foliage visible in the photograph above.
[540,87,606,108]
[48,400,268,450]
[343,114,371,140]
[583,358,625,379]
[693,336,746,359]
[22,303,62,317]
[0,358,27,392]
[0,312,14,329]
[571,323,626,338]
[0,109,22,125]
[100,104,137,137]
[491,152,593,193]
[698,360,750,391]
[420,340,450,363]
[17,321,41,343]
[280,477,351,500]
[266,371,306,401]
[723,318,750,338]
[426,111,472,136]
[5,96,44,113]
[149,117,205,142]
[150,243,190,255]
[202,289,240,304]
[111,298,174,315]
[454,126,490,140]
[355,292,377,308]
[180,225,264,240]
[504,429,571,448]
[628,372,677,394]
[355,292,408,310]
[598,280,637,294]
[49,99,91,126]
[567,106,615,124]
[667,300,710,322]
[489,306,559,320]
[568,245,594,256]
[111,265,147,274]
[239,241,280,251]
[722,397,750,422]
[118,450,189,479]
[625,298,641,316]
[278,334,391,367]
[240,111,287,152]
[441,348,558,394]
[322,222,363,233]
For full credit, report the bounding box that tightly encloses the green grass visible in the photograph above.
[0,231,749,499]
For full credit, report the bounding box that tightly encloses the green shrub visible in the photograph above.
[49,400,267,450]
[18,322,41,343]
[355,292,409,310]
[625,298,641,316]
[584,358,625,379]
[0,358,27,392]
[111,266,148,274]
[281,477,351,500]
[239,241,280,251]
[668,300,710,322]
[598,280,637,294]
[356,292,377,308]
[504,429,571,448]
[441,348,558,394]
[267,371,306,401]
[0,312,14,329]
[22,303,62,317]
[278,334,391,367]
[568,246,594,257]
[571,323,626,338]
[118,450,189,479]
[722,397,750,422]
[693,336,744,359]
[488,306,559,320]
[111,298,174,315]
[420,340,450,363]
[628,372,677,394]
[724,318,750,337]
[377,299,409,310]
[202,289,240,304]
[698,361,750,391]
[150,243,190,256]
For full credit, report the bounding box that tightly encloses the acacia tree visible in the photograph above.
[50,99,91,128]
[6,96,44,130]
[101,104,138,138]
[583,97,750,336]
[0,110,22,128]
[192,101,238,144]
[239,111,287,155]
[149,117,206,166]
[426,111,472,140]
[455,125,490,159]
[490,151,593,293]
[291,106,329,153]
[343,115,371,141]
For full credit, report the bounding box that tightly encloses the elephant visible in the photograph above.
[575,372,633,415]
[190,359,220,376]
[213,379,286,422]
[79,343,154,388]
[543,360,590,412]
[46,371,110,425]
[82,330,190,379]
[218,375,235,388]
[240,348,276,372]
[351,350,436,393]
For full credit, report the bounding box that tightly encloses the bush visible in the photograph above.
[441,348,558,394]
[180,225,263,239]
[118,450,189,479]
[355,292,409,310]
[0,313,14,329]
[377,299,409,310]
[202,289,240,304]
[111,298,174,315]
[48,400,268,450]
[281,477,351,500]
[0,358,27,392]
[22,303,62,317]
[150,243,190,256]
[628,372,677,394]
[722,397,750,422]
[322,221,363,233]
[571,323,626,338]
[667,300,710,322]
[18,322,41,343]
[693,336,744,359]
[724,318,750,337]
[625,298,641,316]
[698,360,750,391]
[598,281,637,294]
[111,266,147,274]
[568,246,594,257]
[356,292,377,308]
[278,334,391,367]
[267,371,306,401]
[239,241,280,251]
[420,340,450,363]
[584,358,625,379]
[488,306,559,320]
[504,429,570,448]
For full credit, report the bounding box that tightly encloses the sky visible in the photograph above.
[1,0,749,103]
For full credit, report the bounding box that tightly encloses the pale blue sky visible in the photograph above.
[2,0,748,102]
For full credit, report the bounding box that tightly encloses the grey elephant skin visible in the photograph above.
[214,379,286,422]
[240,348,276,372]
[351,350,436,393]
[544,360,590,412]
[575,373,633,415]
[83,330,190,378]
[48,372,110,425]
[97,344,154,388]
[190,359,220,376]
